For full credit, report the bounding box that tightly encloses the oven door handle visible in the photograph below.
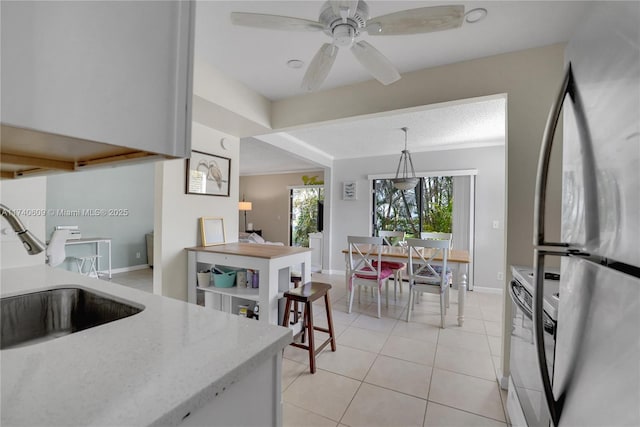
[508,280,533,320]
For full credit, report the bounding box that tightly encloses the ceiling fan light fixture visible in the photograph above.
[465,8,487,24]
[391,127,418,191]
[333,23,356,46]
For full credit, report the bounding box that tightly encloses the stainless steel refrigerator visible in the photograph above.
[533,3,640,426]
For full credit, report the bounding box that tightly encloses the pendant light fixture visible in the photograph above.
[391,127,418,191]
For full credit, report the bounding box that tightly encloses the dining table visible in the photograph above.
[342,245,471,326]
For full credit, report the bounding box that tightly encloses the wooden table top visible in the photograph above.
[185,242,311,259]
[342,245,470,264]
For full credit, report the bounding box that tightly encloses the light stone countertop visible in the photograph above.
[1,265,292,426]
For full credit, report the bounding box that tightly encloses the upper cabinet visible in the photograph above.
[0,1,194,178]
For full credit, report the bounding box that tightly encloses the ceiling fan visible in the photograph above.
[230,1,466,91]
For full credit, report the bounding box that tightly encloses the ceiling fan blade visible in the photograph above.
[350,41,400,85]
[329,0,360,21]
[301,43,339,91]
[230,12,324,32]
[366,5,464,36]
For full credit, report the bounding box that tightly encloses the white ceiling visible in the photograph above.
[195,1,590,175]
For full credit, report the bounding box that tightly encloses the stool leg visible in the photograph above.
[300,297,307,344]
[324,293,337,352]
[306,302,316,373]
[90,258,98,278]
[282,297,292,327]
[292,279,300,324]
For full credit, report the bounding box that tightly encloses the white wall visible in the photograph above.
[46,162,154,270]
[330,145,505,290]
[0,178,47,269]
[154,122,239,300]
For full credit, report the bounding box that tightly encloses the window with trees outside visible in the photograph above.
[373,176,453,237]
[290,186,324,247]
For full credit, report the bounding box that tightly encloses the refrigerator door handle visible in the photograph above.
[534,250,564,426]
[533,62,599,249]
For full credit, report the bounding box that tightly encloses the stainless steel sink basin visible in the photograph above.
[1,287,144,349]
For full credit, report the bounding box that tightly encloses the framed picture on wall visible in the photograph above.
[342,181,357,200]
[200,217,226,246]
[186,150,231,196]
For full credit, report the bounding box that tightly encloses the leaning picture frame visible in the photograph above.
[200,217,226,246]
[186,150,231,196]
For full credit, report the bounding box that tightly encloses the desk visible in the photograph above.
[185,243,312,325]
[342,245,470,326]
[65,237,112,279]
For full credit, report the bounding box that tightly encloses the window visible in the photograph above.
[373,176,453,237]
[289,186,324,247]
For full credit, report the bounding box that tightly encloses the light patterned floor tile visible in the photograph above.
[283,370,360,422]
[434,344,497,381]
[429,368,505,422]
[424,402,506,427]
[361,301,408,319]
[314,305,358,326]
[283,344,312,365]
[450,316,487,335]
[484,320,503,337]
[337,326,390,353]
[390,320,440,344]
[364,355,432,399]
[316,345,377,380]
[488,335,502,356]
[457,304,484,320]
[283,402,338,427]
[350,313,398,334]
[492,356,503,381]
[341,383,427,427]
[437,328,491,354]
[282,358,308,391]
[380,335,436,366]
[481,306,503,322]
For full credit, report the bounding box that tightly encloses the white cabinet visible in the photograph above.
[309,232,323,272]
[0,1,194,177]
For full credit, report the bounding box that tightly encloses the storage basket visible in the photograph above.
[213,270,236,288]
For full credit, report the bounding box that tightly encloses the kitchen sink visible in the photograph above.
[1,287,144,350]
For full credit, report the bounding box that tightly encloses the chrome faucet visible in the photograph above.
[0,203,46,254]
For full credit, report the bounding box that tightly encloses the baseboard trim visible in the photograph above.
[100,264,150,275]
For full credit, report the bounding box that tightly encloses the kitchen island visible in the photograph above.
[0,265,292,426]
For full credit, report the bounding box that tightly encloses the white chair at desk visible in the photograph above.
[47,230,101,277]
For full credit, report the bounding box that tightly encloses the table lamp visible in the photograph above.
[238,199,252,232]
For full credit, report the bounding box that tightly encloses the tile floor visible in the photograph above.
[109,267,153,293]
[109,269,509,427]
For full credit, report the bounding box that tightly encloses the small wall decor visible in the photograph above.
[200,217,226,246]
[186,150,231,196]
[342,181,357,200]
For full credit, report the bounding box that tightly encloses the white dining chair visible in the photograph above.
[420,232,453,247]
[46,229,101,277]
[420,232,453,306]
[347,236,394,318]
[405,237,450,328]
[377,230,407,299]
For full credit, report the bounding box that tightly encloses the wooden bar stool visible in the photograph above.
[282,282,337,374]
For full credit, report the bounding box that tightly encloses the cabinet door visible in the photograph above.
[1,1,193,157]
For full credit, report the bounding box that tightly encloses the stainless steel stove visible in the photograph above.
[508,265,560,427]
